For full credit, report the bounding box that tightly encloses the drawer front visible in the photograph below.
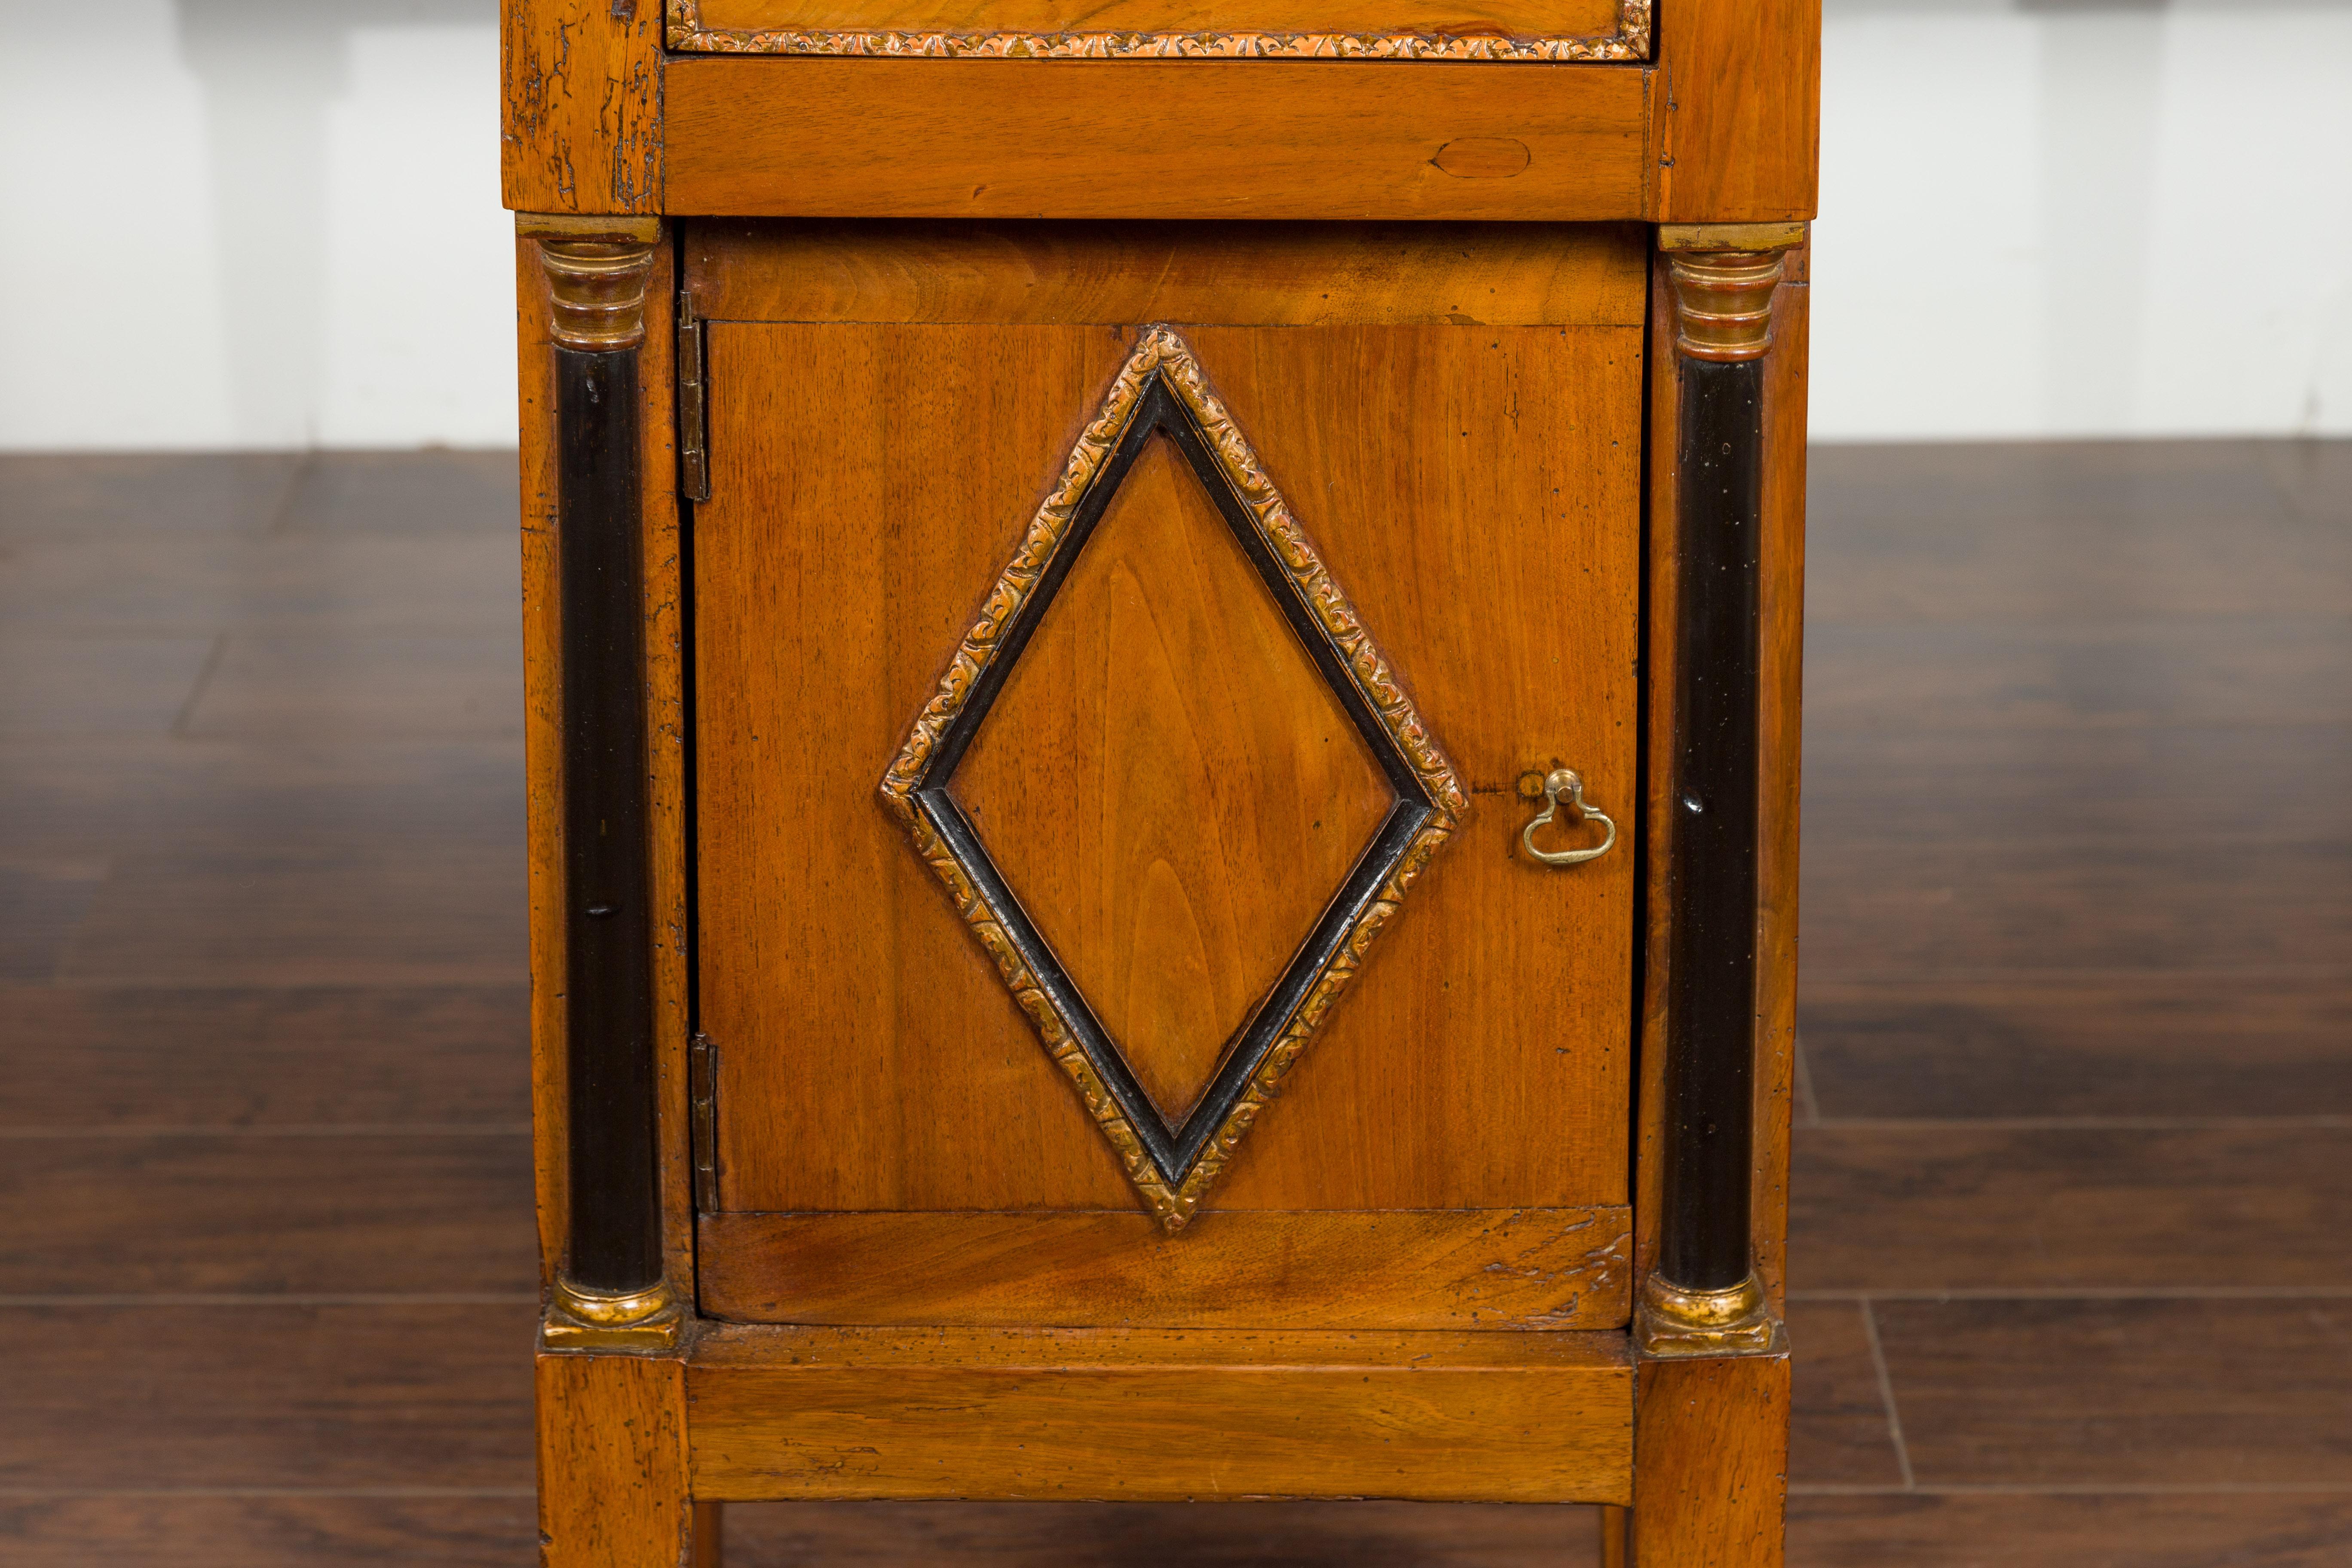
[691,221,1644,1326]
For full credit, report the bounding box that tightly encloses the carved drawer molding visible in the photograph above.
[669,0,1651,63]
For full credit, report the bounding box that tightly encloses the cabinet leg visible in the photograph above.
[537,1350,695,1566]
[1599,1504,1629,1567]
[1629,1352,1788,1566]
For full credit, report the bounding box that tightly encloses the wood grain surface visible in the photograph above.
[1800,969,2352,1119]
[536,1351,697,1567]
[952,432,1392,1120]
[1790,1495,2352,1568]
[1654,0,1820,222]
[1871,1298,2352,1488]
[0,1498,533,1568]
[1793,1124,2352,1292]
[694,309,1639,1216]
[697,1207,1631,1329]
[501,0,662,214]
[720,1500,1608,1567]
[1784,1301,1907,1489]
[0,985,527,1124]
[664,58,1654,220]
[688,1326,1633,1503]
[1631,1351,1791,1565]
[0,1304,534,1490]
[683,220,1650,328]
[1,1133,530,1294]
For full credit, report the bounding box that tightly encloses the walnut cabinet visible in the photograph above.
[506,2,1818,1561]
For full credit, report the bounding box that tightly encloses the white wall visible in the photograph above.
[0,0,2347,449]
[1814,0,2352,440]
[0,0,515,450]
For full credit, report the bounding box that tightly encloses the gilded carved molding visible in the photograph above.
[879,326,1466,1232]
[668,0,1649,61]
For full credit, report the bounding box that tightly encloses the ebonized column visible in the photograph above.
[523,215,680,1351]
[1638,228,1801,1357]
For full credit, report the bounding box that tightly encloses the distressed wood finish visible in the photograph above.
[501,0,664,214]
[664,58,1654,220]
[688,1326,1634,1503]
[683,220,1650,327]
[518,232,694,1303]
[694,305,1641,1219]
[1630,1352,1790,1564]
[697,1208,1632,1329]
[536,1352,700,1567]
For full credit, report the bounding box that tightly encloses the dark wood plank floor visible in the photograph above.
[2,441,2345,1564]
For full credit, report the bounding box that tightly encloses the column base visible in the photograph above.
[544,1276,686,1354]
[1634,1271,1782,1358]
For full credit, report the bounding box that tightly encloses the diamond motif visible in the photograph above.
[879,327,1468,1231]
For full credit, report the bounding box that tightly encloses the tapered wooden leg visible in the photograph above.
[1629,1351,1789,1566]
[1599,1503,1629,1567]
[537,1351,697,1567]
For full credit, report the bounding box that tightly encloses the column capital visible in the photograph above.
[520,213,662,352]
[1659,222,1807,364]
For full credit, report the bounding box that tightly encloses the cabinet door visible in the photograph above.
[690,221,1645,1330]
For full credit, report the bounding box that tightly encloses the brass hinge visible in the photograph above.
[677,293,711,502]
[689,1031,721,1211]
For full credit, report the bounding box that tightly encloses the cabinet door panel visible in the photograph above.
[692,227,1642,1311]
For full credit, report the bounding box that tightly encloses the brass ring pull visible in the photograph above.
[1520,769,1617,867]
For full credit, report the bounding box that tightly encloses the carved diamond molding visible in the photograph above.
[879,326,1468,1232]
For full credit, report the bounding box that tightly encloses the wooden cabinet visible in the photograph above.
[507,3,1816,1561]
